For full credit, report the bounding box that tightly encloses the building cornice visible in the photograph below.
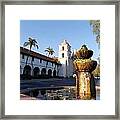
[20,47,61,65]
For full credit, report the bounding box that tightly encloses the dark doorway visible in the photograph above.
[48,69,52,77]
[33,67,40,77]
[23,65,31,75]
[53,70,56,77]
[41,68,46,76]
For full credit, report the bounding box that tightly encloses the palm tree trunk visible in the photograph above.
[46,61,48,69]
[25,55,29,65]
[45,53,49,72]
[25,48,31,65]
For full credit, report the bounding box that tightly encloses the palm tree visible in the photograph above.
[44,46,55,57]
[23,37,39,65]
[44,46,55,72]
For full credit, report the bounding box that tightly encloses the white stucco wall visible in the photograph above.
[20,54,59,76]
[58,40,74,77]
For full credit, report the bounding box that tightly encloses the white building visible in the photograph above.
[58,40,73,78]
[20,47,61,79]
[20,40,74,79]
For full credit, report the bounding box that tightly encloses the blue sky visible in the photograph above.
[20,20,99,60]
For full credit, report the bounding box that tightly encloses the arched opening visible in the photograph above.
[33,67,40,77]
[48,69,52,77]
[23,65,31,75]
[53,70,56,77]
[41,68,46,76]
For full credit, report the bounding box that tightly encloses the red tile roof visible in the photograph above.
[20,47,61,65]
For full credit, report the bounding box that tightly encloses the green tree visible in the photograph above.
[92,64,100,78]
[90,20,100,47]
[90,20,100,64]
[45,46,55,57]
[23,37,39,65]
[44,46,55,70]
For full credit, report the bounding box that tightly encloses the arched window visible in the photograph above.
[53,70,56,77]
[23,65,31,75]
[48,69,52,77]
[62,53,64,58]
[62,46,64,50]
[41,68,46,75]
[33,67,40,76]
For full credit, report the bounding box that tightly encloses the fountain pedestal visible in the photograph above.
[73,45,97,100]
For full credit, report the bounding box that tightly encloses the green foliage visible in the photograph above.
[92,64,100,77]
[90,20,100,47]
[45,46,55,56]
[23,37,39,65]
[23,37,39,50]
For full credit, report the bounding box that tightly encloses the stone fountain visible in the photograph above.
[73,45,97,100]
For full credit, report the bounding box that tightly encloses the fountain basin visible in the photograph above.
[75,49,93,59]
[73,59,97,72]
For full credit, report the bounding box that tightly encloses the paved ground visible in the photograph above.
[20,78,100,100]
[20,78,76,92]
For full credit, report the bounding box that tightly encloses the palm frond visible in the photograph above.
[45,49,49,52]
[35,44,39,49]
[24,37,39,50]
[32,39,38,43]
[44,46,55,56]
[28,37,32,42]
[23,42,29,47]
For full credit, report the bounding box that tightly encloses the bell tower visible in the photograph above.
[58,40,73,78]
